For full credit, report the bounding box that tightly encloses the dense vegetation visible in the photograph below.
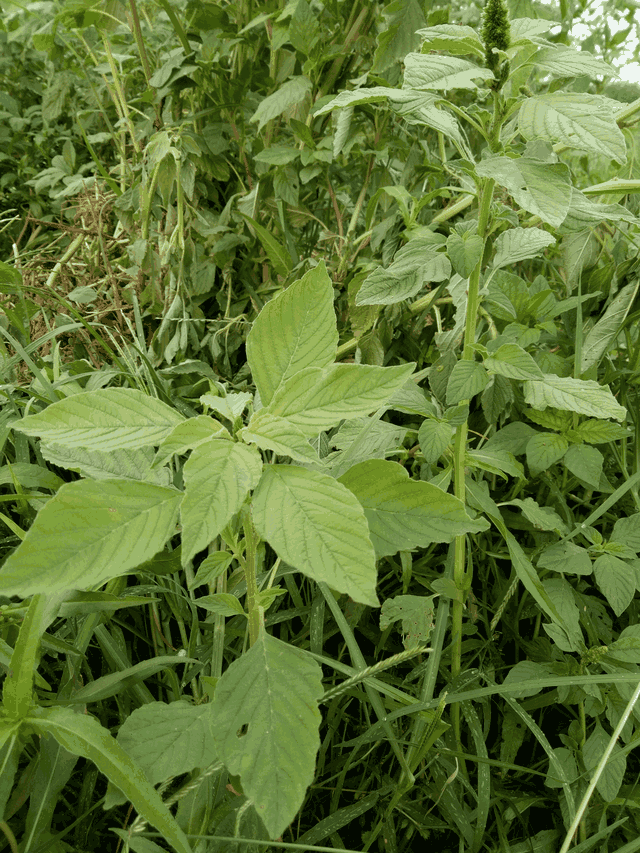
[2,0,640,851]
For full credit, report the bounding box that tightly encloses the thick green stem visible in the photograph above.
[450,176,495,760]
[241,507,263,646]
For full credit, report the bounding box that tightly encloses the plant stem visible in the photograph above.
[242,506,263,646]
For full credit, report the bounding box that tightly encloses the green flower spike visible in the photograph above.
[481,0,510,73]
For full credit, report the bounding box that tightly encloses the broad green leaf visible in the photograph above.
[338,459,489,559]
[251,465,379,606]
[545,747,579,789]
[581,280,640,373]
[611,513,640,552]
[523,375,626,421]
[538,541,593,576]
[240,411,319,463]
[0,260,22,291]
[481,374,514,424]
[503,660,556,700]
[415,24,484,56]
[67,656,196,706]
[475,156,572,228]
[250,76,313,131]
[574,419,630,444]
[559,189,635,232]
[265,362,416,437]
[466,449,524,480]
[418,419,454,465]
[483,422,537,455]
[518,94,626,163]
[188,551,234,589]
[504,498,567,533]
[509,18,553,44]
[403,53,493,90]
[526,408,571,431]
[246,261,338,406]
[387,380,437,417]
[356,241,450,306]
[582,178,640,196]
[200,391,252,422]
[541,577,583,651]
[371,0,425,72]
[313,86,401,116]
[484,343,544,380]
[528,46,617,79]
[241,215,292,278]
[526,432,568,475]
[181,440,262,566]
[593,554,636,616]
[41,442,170,484]
[492,227,556,269]
[0,480,181,598]
[254,146,299,165]
[11,389,184,451]
[194,593,246,617]
[2,593,48,719]
[387,90,464,144]
[379,594,436,647]
[582,721,626,803]
[152,416,231,468]
[564,444,603,490]
[447,231,483,278]
[446,360,490,405]
[212,631,323,838]
[26,705,193,853]
[107,700,218,809]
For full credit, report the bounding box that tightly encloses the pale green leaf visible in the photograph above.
[526,432,568,475]
[593,554,636,616]
[0,480,181,598]
[152,415,231,468]
[483,422,537,455]
[523,375,626,421]
[484,343,544,380]
[69,656,196,705]
[574,419,630,444]
[26,706,193,853]
[446,360,490,405]
[265,362,416,437]
[415,24,484,56]
[611,513,640,552]
[212,631,323,838]
[250,76,312,131]
[475,156,572,228]
[403,53,493,90]
[2,594,48,719]
[181,440,262,566]
[338,459,489,559]
[538,541,593,575]
[466,449,525,480]
[356,241,450,306]
[564,444,603,490]
[529,46,617,79]
[240,411,319,463]
[379,594,436,647]
[313,86,401,117]
[582,722,626,802]
[194,593,246,617]
[558,189,635,232]
[251,465,379,606]
[504,498,567,533]
[447,231,483,278]
[246,261,338,406]
[492,227,556,268]
[11,389,184,451]
[509,18,553,45]
[418,419,454,465]
[41,442,171,484]
[241,215,292,278]
[518,93,627,163]
[581,280,640,373]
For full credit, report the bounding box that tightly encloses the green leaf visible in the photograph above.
[212,631,323,838]
[484,343,544,380]
[538,541,593,576]
[0,261,22,291]
[240,411,319,463]
[492,227,556,269]
[523,375,626,421]
[251,465,379,606]
[504,498,567,533]
[611,513,640,553]
[0,480,181,598]
[593,554,636,616]
[573,419,630,444]
[241,214,292,278]
[580,280,640,374]
[518,94,627,163]
[529,46,617,79]
[418,419,454,464]
[40,443,169,483]
[582,721,626,802]
[106,700,217,809]
[265,362,416,437]
[153,416,232,468]
[446,360,490,405]
[356,240,450,306]
[188,551,234,589]
[415,24,484,56]
[483,422,537,455]
[481,374,514,424]
[250,76,313,131]
[68,656,196,705]
[181,441,262,566]
[379,594,436,647]
[194,593,246,617]
[338,459,489,559]
[563,444,603,490]
[403,53,493,89]
[526,432,568,475]
[466,449,524,480]
[25,705,193,853]
[446,231,483,278]
[2,594,48,719]
[475,156,572,228]
[11,389,185,451]
[246,261,338,406]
